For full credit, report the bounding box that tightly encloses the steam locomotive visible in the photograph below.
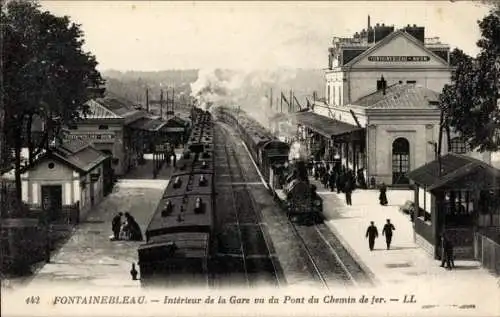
[214,106,323,223]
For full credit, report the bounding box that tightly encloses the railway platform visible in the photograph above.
[313,181,499,314]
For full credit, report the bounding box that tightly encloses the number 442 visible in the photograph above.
[25,296,40,304]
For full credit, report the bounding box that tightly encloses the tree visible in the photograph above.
[1,0,102,200]
[439,8,500,153]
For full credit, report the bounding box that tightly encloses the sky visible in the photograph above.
[40,1,493,72]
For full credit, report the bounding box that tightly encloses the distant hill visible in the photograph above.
[101,68,325,108]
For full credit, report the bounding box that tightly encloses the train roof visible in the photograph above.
[146,195,213,238]
[164,173,213,197]
[176,154,214,174]
[139,232,209,259]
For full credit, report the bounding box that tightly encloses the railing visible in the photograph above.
[474,229,500,276]
[25,202,80,225]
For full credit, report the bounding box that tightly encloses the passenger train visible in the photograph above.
[138,108,215,287]
[214,106,323,223]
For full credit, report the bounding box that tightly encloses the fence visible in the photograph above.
[474,229,500,276]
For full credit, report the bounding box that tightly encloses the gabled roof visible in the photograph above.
[344,30,450,68]
[129,117,167,132]
[352,84,440,110]
[84,99,122,119]
[165,116,189,128]
[83,95,144,122]
[408,153,500,191]
[21,140,110,174]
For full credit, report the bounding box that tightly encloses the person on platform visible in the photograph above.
[382,219,396,250]
[440,233,455,270]
[322,170,329,189]
[172,151,177,167]
[125,212,143,241]
[111,212,123,240]
[379,182,388,206]
[344,176,353,206]
[328,170,336,192]
[336,170,344,194]
[366,221,379,251]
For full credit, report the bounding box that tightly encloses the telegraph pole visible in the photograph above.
[270,87,273,109]
[160,90,164,119]
[146,88,150,113]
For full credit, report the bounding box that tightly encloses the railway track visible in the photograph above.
[218,121,373,289]
[213,124,281,288]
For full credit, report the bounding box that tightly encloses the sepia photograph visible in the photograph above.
[0,0,499,316]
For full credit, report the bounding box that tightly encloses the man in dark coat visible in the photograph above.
[440,233,454,269]
[328,171,336,192]
[111,212,123,240]
[344,177,353,205]
[322,170,329,189]
[366,221,379,251]
[125,212,143,241]
[336,171,344,194]
[379,182,388,206]
[382,219,396,250]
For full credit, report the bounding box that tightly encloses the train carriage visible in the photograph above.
[138,232,210,287]
[139,107,215,287]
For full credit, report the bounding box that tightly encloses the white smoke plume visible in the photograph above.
[190,68,299,128]
[288,141,308,161]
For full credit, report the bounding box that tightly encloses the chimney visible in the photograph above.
[381,76,387,95]
[367,15,371,29]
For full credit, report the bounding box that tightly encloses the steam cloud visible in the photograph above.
[190,68,300,128]
[288,141,308,161]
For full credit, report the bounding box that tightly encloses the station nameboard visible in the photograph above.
[65,132,115,142]
[368,56,430,62]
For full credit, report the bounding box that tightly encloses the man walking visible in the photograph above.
[365,221,379,251]
[382,219,396,250]
[344,176,353,206]
[440,233,455,270]
[111,212,123,240]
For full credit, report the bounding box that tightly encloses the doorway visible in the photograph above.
[41,185,63,221]
[392,137,410,185]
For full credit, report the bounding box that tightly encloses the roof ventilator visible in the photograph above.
[173,176,182,189]
[199,175,207,186]
[162,200,173,217]
[194,197,203,214]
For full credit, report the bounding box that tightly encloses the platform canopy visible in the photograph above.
[293,111,363,139]
[129,117,167,132]
[408,153,500,191]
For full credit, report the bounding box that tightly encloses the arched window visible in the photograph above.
[392,137,410,185]
[449,137,470,154]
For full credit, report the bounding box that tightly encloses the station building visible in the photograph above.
[63,95,171,177]
[294,19,491,186]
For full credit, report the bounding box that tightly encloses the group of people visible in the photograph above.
[365,219,396,251]
[308,161,360,206]
[111,212,143,241]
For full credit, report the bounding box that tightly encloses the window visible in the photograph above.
[327,84,331,105]
[331,85,335,105]
[417,186,432,222]
[449,137,470,154]
[98,125,109,130]
[406,80,416,84]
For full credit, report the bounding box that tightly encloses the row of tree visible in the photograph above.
[438,4,500,154]
[1,0,102,200]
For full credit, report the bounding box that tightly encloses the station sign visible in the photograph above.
[65,132,115,142]
[165,127,185,132]
[368,56,430,62]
